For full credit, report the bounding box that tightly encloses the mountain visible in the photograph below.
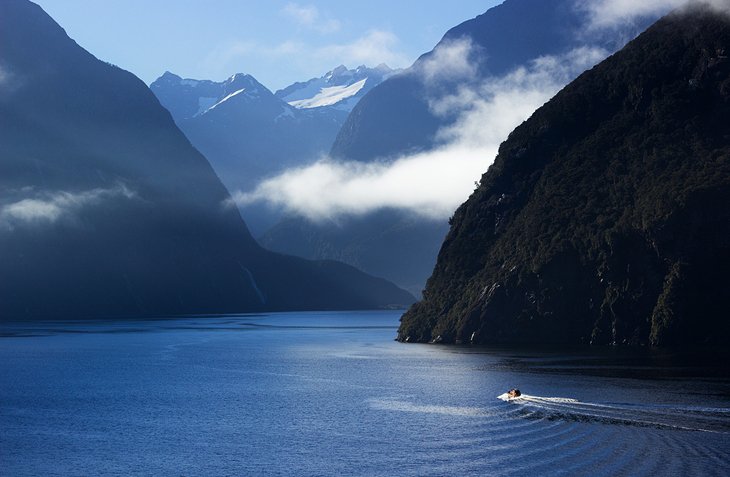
[0,0,414,320]
[260,0,659,296]
[150,71,348,234]
[275,64,398,112]
[399,4,730,346]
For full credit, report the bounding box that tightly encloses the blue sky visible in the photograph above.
[33,0,503,90]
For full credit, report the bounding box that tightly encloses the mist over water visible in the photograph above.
[1,311,728,476]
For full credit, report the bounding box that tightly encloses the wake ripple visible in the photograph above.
[498,393,730,433]
[368,398,489,417]
[369,396,730,476]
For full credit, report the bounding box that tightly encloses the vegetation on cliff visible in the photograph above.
[399,5,730,346]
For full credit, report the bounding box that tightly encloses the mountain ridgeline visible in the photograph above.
[0,0,414,320]
[399,5,730,346]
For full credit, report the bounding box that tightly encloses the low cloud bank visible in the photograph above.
[233,46,608,222]
[0,185,135,231]
[231,146,488,221]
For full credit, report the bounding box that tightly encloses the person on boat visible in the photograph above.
[507,388,521,398]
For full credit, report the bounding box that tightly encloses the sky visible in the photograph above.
[33,0,503,90]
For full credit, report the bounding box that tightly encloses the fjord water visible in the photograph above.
[1,312,728,476]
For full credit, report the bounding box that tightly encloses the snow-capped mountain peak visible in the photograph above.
[151,71,279,120]
[275,64,400,112]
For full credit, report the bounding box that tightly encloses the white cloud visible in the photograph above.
[315,30,410,69]
[231,148,487,221]
[577,0,730,29]
[417,39,479,84]
[233,46,610,221]
[583,0,685,28]
[281,3,341,34]
[433,46,608,147]
[707,0,730,14]
[0,185,136,230]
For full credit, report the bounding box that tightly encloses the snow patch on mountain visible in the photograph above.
[289,78,368,109]
[276,64,399,112]
[205,88,246,113]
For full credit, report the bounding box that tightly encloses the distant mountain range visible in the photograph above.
[0,0,414,320]
[261,0,661,296]
[400,3,730,346]
[150,65,395,234]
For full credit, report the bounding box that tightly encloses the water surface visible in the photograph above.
[2,311,729,476]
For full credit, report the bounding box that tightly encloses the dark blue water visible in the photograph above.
[2,311,729,476]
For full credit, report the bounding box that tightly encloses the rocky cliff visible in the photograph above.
[399,5,730,346]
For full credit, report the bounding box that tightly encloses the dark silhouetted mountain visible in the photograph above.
[262,0,658,297]
[0,0,414,320]
[275,64,398,112]
[399,4,730,346]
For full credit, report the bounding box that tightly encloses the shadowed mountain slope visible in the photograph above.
[399,4,730,346]
[0,0,414,320]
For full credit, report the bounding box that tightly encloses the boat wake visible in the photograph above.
[368,398,488,417]
[498,393,730,433]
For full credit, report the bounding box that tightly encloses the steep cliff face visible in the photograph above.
[399,5,730,346]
